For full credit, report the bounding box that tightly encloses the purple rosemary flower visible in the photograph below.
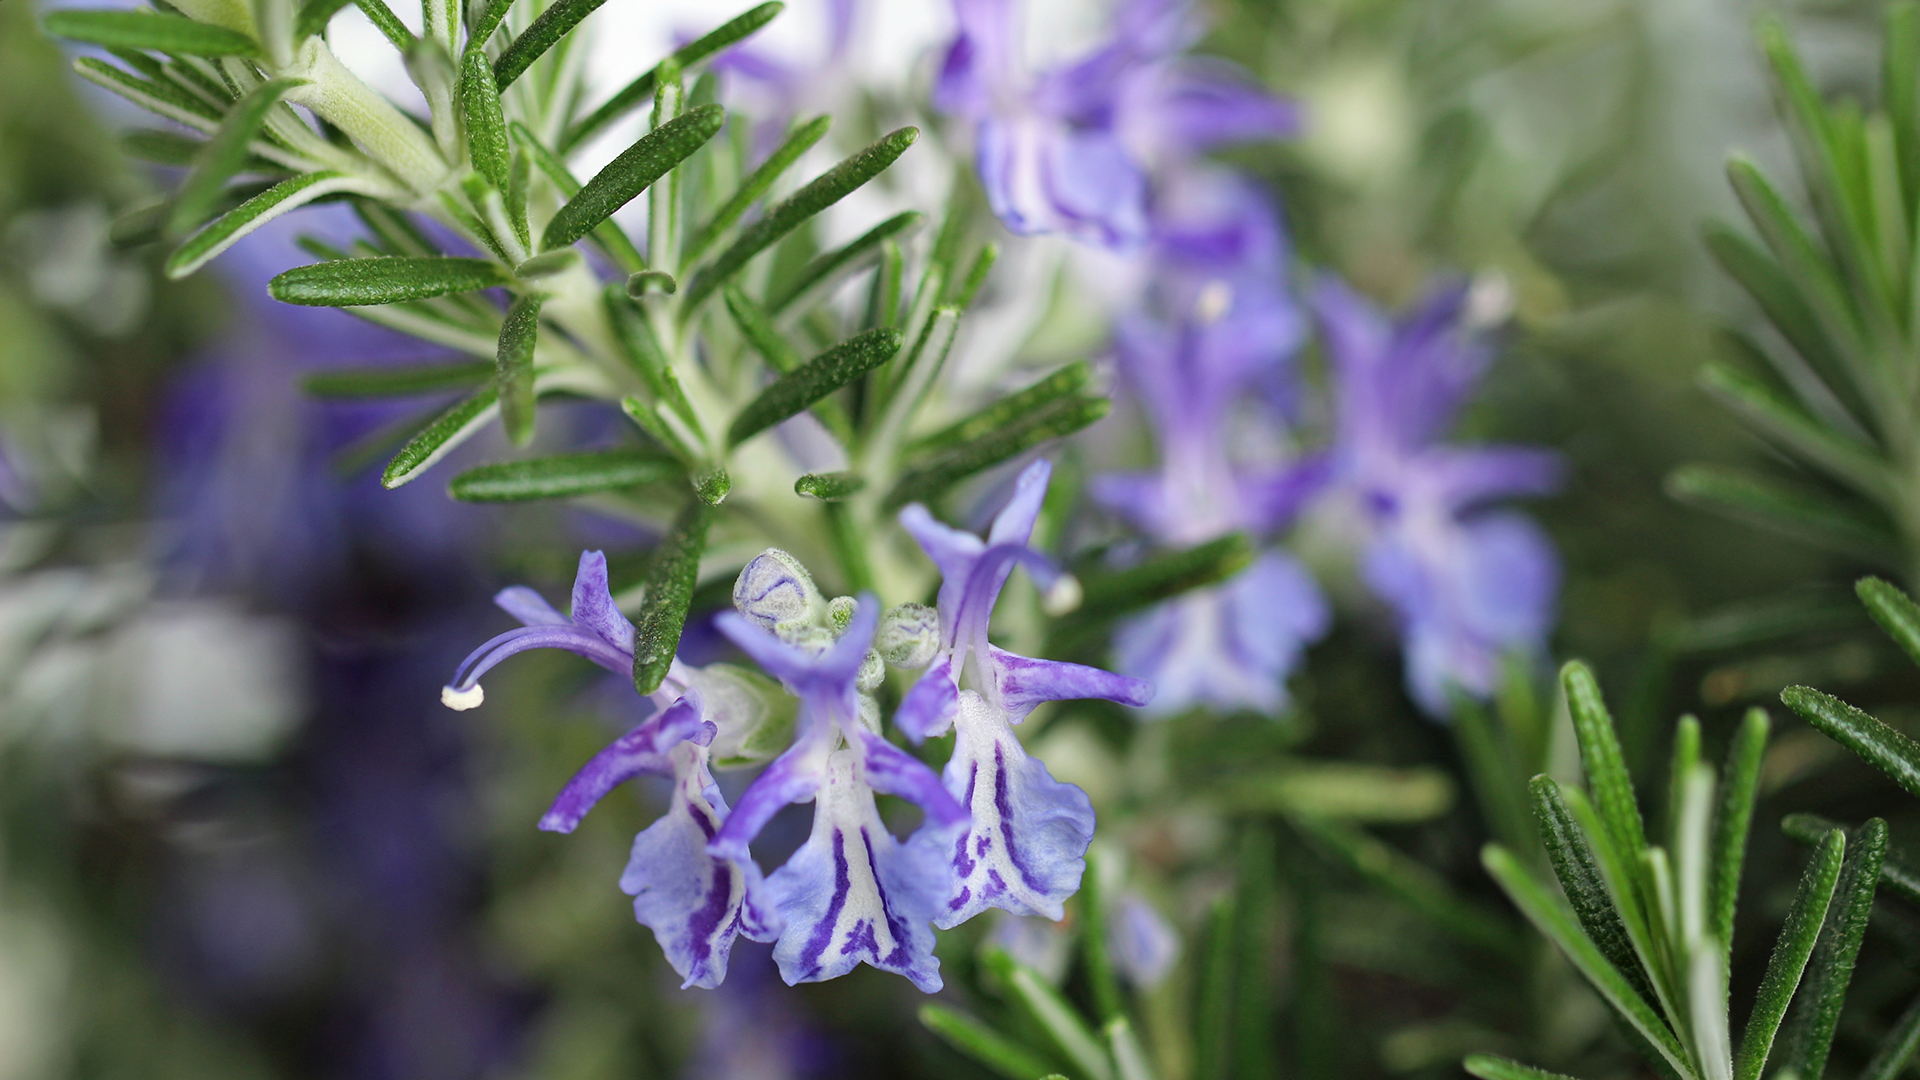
[895,460,1153,926]
[1093,171,1330,716]
[1314,277,1563,715]
[441,550,773,989]
[934,0,1297,248]
[712,596,967,992]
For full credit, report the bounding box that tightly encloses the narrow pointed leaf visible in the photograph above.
[1666,464,1902,565]
[1560,662,1649,862]
[1708,709,1767,963]
[980,949,1114,1080]
[45,10,261,58]
[632,499,711,694]
[123,128,210,166]
[1702,226,1866,426]
[727,328,901,446]
[295,0,355,39]
[1781,686,1920,797]
[1076,848,1126,1026]
[1783,811,1920,907]
[1857,576,1920,669]
[1734,828,1844,1080]
[1296,817,1524,962]
[269,256,512,306]
[302,360,492,397]
[886,394,1109,509]
[382,384,500,488]
[448,448,679,501]
[767,210,926,313]
[460,48,509,190]
[1529,776,1658,1007]
[918,1005,1059,1080]
[1464,1055,1583,1080]
[1698,363,1890,498]
[794,472,863,500]
[168,171,366,278]
[1859,991,1920,1080]
[492,0,609,89]
[512,121,645,273]
[75,56,223,130]
[1049,534,1254,653]
[684,114,830,267]
[906,361,1094,457]
[1887,3,1920,208]
[541,105,724,252]
[1105,1018,1154,1080]
[349,0,413,47]
[723,285,852,442]
[951,242,998,309]
[559,1,783,152]
[681,127,919,313]
[495,293,542,446]
[1774,818,1885,1080]
[170,77,303,237]
[1483,844,1690,1074]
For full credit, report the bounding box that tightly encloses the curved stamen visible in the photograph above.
[442,624,634,709]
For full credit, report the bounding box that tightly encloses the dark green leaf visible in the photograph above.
[169,171,364,278]
[767,210,925,314]
[74,57,224,130]
[1775,818,1885,1080]
[1887,3,1920,209]
[680,127,919,313]
[918,1005,1058,1080]
[727,328,901,446]
[382,384,500,488]
[1482,845,1691,1076]
[1195,893,1235,1080]
[1857,576,1920,670]
[295,0,354,39]
[460,48,509,190]
[448,448,679,501]
[794,472,863,500]
[466,0,515,48]
[1696,363,1889,498]
[1560,661,1650,863]
[1781,685,1920,798]
[170,77,302,238]
[684,114,829,267]
[1463,1055,1583,1080]
[353,0,414,48]
[1782,812,1920,907]
[492,0,609,89]
[1666,463,1901,564]
[302,359,492,397]
[978,949,1113,1080]
[559,1,783,152]
[626,269,676,295]
[269,256,511,306]
[1529,776,1658,1008]
[1069,534,1253,630]
[45,9,261,57]
[1709,708,1768,961]
[1860,992,1920,1080]
[1736,827,1844,1080]
[1075,848,1126,1026]
[632,500,712,694]
[541,105,724,252]
[1703,226,1866,428]
[511,121,646,273]
[951,242,998,309]
[906,361,1094,458]
[723,285,854,442]
[496,293,542,446]
[1449,690,1534,855]
[123,128,207,166]
[886,395,1109,510]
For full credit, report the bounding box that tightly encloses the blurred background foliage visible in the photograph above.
[11,0,1920,1078]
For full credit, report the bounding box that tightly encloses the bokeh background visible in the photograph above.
[4,0,1914,1078]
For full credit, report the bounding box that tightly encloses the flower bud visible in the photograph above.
[825,594,856,633]
[733,548,822,631]
[856,648,885,693]
[876,602,941,668]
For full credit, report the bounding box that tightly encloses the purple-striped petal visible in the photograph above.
[764,750,950,992]
[707,735,833,861]
[538,698,716,833]
[896,656,960,743]
[620,746,777,989]
[988,645,1153,723]
[568,549,635,654]
[935,692,1096,927]
[857,730,968,829]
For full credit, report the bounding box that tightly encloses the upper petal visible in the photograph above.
[986,459,1053,547]
[895,656,961,743]
[538,698,715,834]
[569,549,636,655]
[989,644,1153,723]
[494,585,568,626]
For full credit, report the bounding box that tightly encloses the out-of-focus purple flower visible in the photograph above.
[1107,891,1178,988]
[1313,277,1563,715]
[1092,171,1330,717]
[935,0,1296,248]
[441,550,774,989]
[895,460,1151,927]
[712,596,966,992]
[704,0,855,145]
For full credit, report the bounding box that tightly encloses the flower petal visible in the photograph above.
[620,745,777,989]
[569,549,635,654]
[989,645,1153,722]
[494,585,568,626]
[899,504,985,622]
[538,698,715,833]
[986,459,1053,547]
[707,734,832,861]
[764,750,948,992]
[936,692,1096,927]
[895,656,959,742]
[856,729,968,829]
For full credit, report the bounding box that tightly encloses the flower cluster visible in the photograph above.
[443,460,1148,991]
[937,0,1561,718]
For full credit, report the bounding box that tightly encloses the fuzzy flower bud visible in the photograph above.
[733,549,823,631]
[876,603,940,668]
